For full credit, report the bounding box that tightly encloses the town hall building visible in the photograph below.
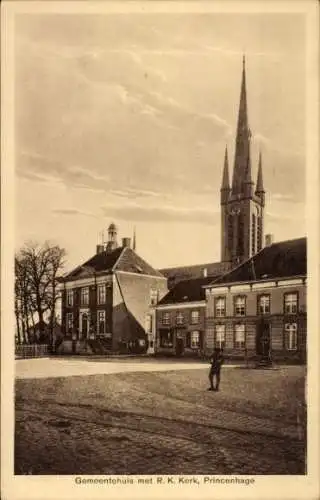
[58,224,167,355]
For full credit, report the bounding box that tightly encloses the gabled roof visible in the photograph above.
[207,237,307,287]
[61,246,164,282]
[159,261,231,282]
[115,247,165,278]
[157,276,219,306]
[62,247,124,280]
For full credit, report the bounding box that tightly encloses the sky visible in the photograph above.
[14,10,306,272]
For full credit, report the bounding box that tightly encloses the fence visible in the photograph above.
[15,344,50,359]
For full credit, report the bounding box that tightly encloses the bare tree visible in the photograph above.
[15,241,67,345]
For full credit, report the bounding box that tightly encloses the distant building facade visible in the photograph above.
[58,224,167,355]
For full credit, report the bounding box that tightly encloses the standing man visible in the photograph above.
[208,347,224,391]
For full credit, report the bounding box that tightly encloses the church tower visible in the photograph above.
[221,56,265,264]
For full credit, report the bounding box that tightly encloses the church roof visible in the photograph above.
[157,276,216,306]
[61,246,165,282]
[207,237,307,287]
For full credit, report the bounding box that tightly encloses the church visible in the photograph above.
[58,57,306,362]
[154,57,307,363]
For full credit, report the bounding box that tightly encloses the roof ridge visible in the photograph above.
[160,260,222,269]
[112,246,126,272]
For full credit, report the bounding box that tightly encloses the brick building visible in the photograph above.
[204,237,307,363]
[58,224,167,354]
[155,277,215,357]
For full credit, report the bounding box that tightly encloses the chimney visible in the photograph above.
[203,267,208,278]
[265,234,274,247]
[96,244,105,254]
[122,237,131,248]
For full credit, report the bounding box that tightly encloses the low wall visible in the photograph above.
[15,344,49,359]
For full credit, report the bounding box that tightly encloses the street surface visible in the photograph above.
[15,362,306,475]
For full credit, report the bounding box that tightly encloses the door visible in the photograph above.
[256,320,271,358]
[175,336,184,357]
[81,313,89,339]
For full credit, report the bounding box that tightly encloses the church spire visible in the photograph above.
[221,145,230,189]
[231,55,252,196]
[255,151,265,205]
[132,226,136,252]
[220,145,230,205]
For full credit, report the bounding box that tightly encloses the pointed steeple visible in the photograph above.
[255,151,264,193]
[132,226,136,252]
[221,145,230,190]
[231,55,252,196]
[255,151,265,206]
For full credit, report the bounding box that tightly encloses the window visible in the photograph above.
[81,287,89,306]
[215,325,226,349]
[251,214,256,255]
[160,330,173,348]
[284,293,298,314]
[258,295,270,315]
[191,310,200,324]
[215,297,226,317]
[97,311,105,334]
[235,324,245,349]
[97,284,106,305]
[176,312,184,325]
[150,289,158,306]
[285,323,298,350]
[162,312,170,325]
[66,313,73,334]
[234,296,246,316]
[145,314,153,334]
[190,331,201,349]
[67,290,74,307]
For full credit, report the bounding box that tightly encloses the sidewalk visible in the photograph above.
[15,356,270,380]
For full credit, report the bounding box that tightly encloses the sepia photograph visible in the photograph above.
[1,0,319,499]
